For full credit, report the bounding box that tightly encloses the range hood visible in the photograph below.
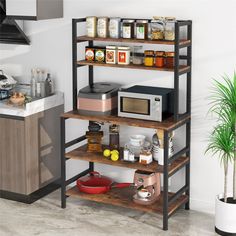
[0,0,30,45]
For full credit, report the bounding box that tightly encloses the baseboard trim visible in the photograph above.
[0,179,61,204]
[215,227,236,236]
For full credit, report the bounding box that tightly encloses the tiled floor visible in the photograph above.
[0,191,216,236]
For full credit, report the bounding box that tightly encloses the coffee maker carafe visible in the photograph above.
[133,170,161,205]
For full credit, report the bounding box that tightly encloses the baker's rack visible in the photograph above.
[60,17,192,231]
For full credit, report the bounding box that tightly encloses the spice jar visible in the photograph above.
[144,50,154,67]
[97,17,108,38]
[106,46,117,64]
[132,46,143,65]
[109,17,121,38]
[86,16,97,37]
[165,52,175,68]
[151,17,165,40]
[135,20,148,40]
[155,51,165,68]
[85,46,95,61]
[164,17,176,41]
[109,124,120,149]
[118,46,130,65]
[95,47,106,63]
[122,20,135,39]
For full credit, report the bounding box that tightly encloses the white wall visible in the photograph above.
[1,0,236,214]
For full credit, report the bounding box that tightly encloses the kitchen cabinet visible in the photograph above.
[6,0,63,20]
[0,93,64,203]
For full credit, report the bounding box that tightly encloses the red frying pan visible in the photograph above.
[76,171,132,194]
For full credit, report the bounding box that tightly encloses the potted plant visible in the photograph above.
[206,73,236,235]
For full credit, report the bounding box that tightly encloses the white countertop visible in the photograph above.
[0,92,64,117]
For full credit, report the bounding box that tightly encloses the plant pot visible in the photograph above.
[215,194,236,235]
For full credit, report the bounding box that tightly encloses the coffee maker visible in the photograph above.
[133,170,161,205]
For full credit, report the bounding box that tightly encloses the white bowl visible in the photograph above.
[129,135,145,147]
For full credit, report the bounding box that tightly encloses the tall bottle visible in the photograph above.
[45,73,54,96]
[40,70,46,97]
[36,69,41,98]
[30,69,36,98]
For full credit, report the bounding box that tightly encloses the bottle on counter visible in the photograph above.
[45,73,54,96]
[40,70,46,98]
[30,69,36,98]
[36,69,41,98]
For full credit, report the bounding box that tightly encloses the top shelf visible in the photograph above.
[77,36,191,47]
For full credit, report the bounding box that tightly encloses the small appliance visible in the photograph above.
[118,85,174,122]
[133,170,161,205]
[0,70,17,100]
[77,82,121,115]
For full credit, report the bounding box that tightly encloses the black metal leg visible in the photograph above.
[163,130,169,230]
[61,117,66,208]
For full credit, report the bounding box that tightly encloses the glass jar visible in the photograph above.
[164,17,176,41]
[86,16,97,37]
[144,50,154,67]
[132,46,143,65]
[118,46,130,65]
[122,20,135,39]
[165,52,175,68]
[155,51,165,68]
[109,17,121,38]
[135,20,148,40]
[97,17,108,38]
[151,17,165,40]
[109,124,120,149]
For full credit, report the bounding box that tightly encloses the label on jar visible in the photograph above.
[95,50,105,62]
[136,26,145,39]
[97,19,108,38]
[86,48,94,61]
[86,18,96,37]
[109,20,120,38]
[106,50,116,63]
[118,52,127,63]
[123,26,131,38]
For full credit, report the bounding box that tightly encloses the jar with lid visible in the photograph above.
[151,17,165,40]
[135,20,148,40]
[97,17,108,38]
[122,20,135,39]
[109,124,120,149]
[106,46,117,64]
[118,46,130,65]
[164,17,176,41]
[109,17,121,38]
[155,51,165,68]
[165,52,175,68]
[86,16,97,37]
[144,50,154,67]
[132,46,143,65]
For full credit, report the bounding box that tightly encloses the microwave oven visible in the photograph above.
[118,85,174,122]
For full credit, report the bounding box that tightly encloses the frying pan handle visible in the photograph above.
[113,183,132,188]
[89,171,101,177]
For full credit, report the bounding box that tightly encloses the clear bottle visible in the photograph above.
[40,70,46,97]
[30,69,36,98]
[36,69,41,98]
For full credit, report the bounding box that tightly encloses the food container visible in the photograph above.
[95,47,106,63]
[132,46,143,65]
[106,46,117,64]
[85,47,95,61]
[109,124,120,149]
[109,17,121,38]
[77,82,121,115]
[86,16,97,37]
[165,52,175,68]
[129,135,146,147]
[97,17,109,38]
[122,20,135,39]
[135,20,148,39]
[155,51,165,68]
[151,17,165,40]
[164,17,176,41]
[144,50,154,67]
[118,46,130,65]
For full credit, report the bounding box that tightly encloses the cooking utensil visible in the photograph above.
[76,171,132,194]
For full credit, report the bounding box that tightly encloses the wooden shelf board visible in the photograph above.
[77,35,191,46]
[61,110,190,131]
[65,144,190,174]
[66,186,188,216]
[77,60,190,74]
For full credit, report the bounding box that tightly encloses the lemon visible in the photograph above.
[111,153,119,161]
[103,149,111,157]
[111,149,119,155]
